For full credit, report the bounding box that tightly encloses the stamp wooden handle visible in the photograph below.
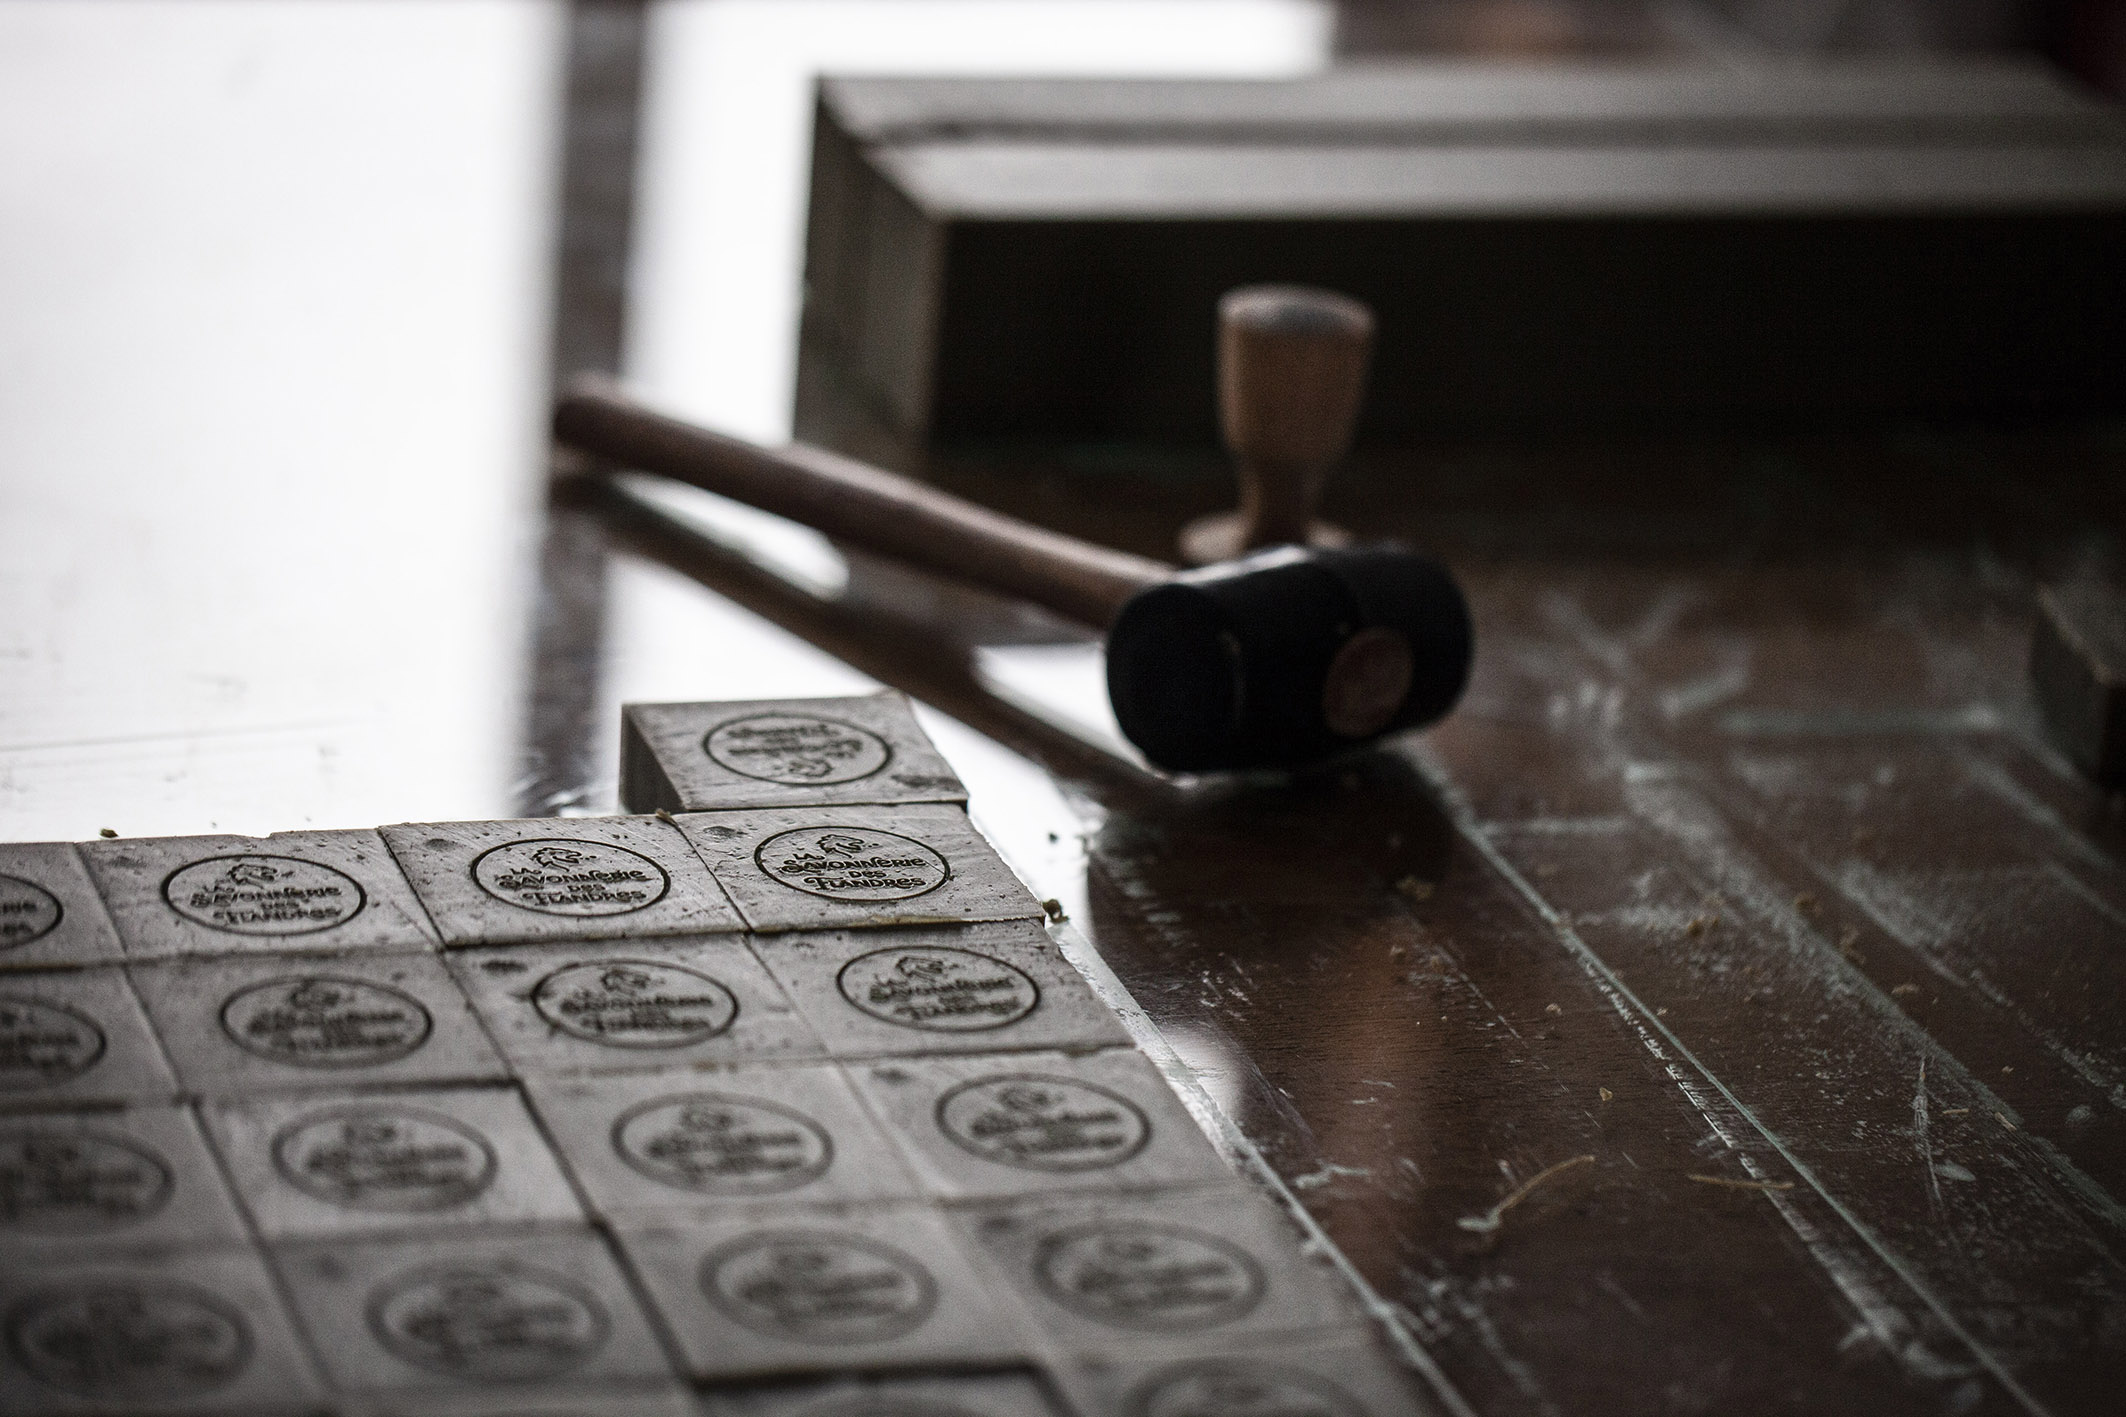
[1218,285,1374,550]
[554,378,1171,627]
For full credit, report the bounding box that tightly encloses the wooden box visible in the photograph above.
[795,61,2126,444]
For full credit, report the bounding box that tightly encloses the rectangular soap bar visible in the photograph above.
[0,1103,250,1254]
[129,950,507,1095]
[748,920,1132,1059]
[676,804,1041,933]
[622,692,966,813]
[82,828,438,958]
[274,1227,674,1392]
[954,1185,1361,1352]
[0,966,177,1107]
[702,1373,1066,1417]
[523,1063,918,1218]
[203,1084,583,1240]
[619,1199,1035,1380]
[848,1047,1231,1200]
[0,842,124,967]
[347,1388,703,1417]
[1055,1334,1430,1417]
[448,936,821,1076]
[381,817,742,946]
[0,1245,327,1413]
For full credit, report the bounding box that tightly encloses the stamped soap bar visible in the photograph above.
[82,828,438,958]
[0,1246,325,1413]
[956,1185,1358,1351]
[204,1084,582,1240]
[0,1103,248,1253]
[750,920,1131,1059]
[702,1372,1066,1417]
[1059,1335,1429,1417]
[129,950,506,1095]
[277,1227,672,1393]
[620,1200,1032,1380]
[382,817,741,945]
[524,1063,915,1218]
[622,693,966,813]
[849,1047,1230,1200]
[677,804,1040,933]
[346,1387,704,1417]
[0,967,177,1107]
[0,842,123,968]
[449,936,819,1076]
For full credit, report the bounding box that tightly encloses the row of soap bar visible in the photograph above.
[0,695,1429,1415]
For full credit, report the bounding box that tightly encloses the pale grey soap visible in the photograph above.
[622,692,966,813]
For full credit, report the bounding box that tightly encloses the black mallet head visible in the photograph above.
[1106,542,1473,773]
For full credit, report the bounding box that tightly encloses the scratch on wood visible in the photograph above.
[1688,1173,1798,1192]
[1412,746,2053,1414]
[1915,1056,1943,1218]
[1457,1154,1596,1234]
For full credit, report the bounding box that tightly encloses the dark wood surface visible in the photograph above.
[8,4,2123,1410]
[584,410,2126,1413]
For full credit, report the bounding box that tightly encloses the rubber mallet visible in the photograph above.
[554,382,1470,775]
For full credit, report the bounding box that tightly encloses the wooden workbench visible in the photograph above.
[578,411,2126,1414]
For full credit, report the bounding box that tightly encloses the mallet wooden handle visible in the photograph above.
[1220,285,1373,548]
[554,378,1170,628]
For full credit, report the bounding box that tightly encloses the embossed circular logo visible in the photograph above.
[0,1127,173,1234]
[6,1280,252,1398]
[936,1075,1150,1172]
[706,714,891,785]
[1130,1361,1370,1417]
[472,838,670,917]
[0,873,62,951]
[162,853,366,936]
[802,1401,986,1417]
[0,994,106,1091]
[754,828,948,902]
[1034,1222,1265,1332]
[700,1231,937,1344]
[219,975,432,1069]
[531,960,738,1048]
[366,1264,609,1380]
[613,1093,832,1195]
[271,1105,496,1212]
[836,946,1039,1032]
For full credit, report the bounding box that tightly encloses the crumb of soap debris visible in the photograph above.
[1456,1154,1595,1236]
[2001,1065,2013,1074]
[1656,1007,1669,1016]
[1545,1003,1563,1016]
[1387,943,1407,960]
[1996,1112,2017,1131]
[1794,893,1818,914]
[1395,876,1435,903]
[1041,898,1066,922]
[1941,1108,1968,1116]
[97,827,117,839]
[1891,982,1920,997]
[1599,1087,1614,1103]
[1688,1173,1796,1193]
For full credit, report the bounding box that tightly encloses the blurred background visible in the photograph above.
[1,0,2120,844]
